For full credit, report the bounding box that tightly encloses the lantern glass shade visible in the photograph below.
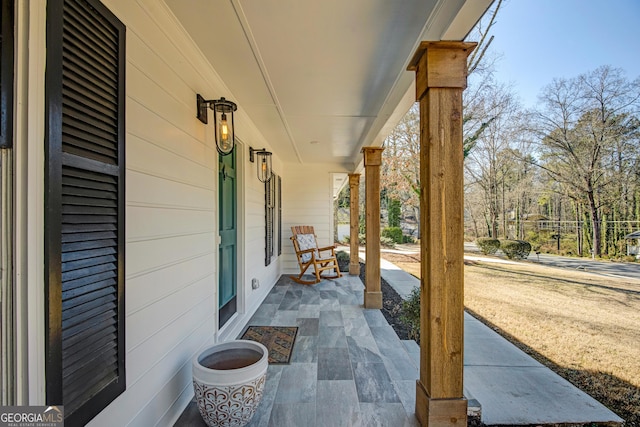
[257,151,272,183]
[212,97,237,156]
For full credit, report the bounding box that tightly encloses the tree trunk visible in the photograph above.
[575,202,583,257]
[587,188,601,258]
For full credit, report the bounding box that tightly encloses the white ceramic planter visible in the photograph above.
[192,340,269,427]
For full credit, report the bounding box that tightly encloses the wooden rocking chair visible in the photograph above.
[290,226,342,285]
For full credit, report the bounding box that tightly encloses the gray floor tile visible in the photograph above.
[352,362,401,403]
[279,288,302,310]
[317,347,352,380]
[268,403,316,427]
[301,287,321,304]
[363,309,388,327]
[274,363,317,403]
[271,310,300,326]
[297,303,321,319]
[177,269,623,427]
[315,281,338,291]
[369,325,400,350]
[173,400,206,426]
[393,380,417,416]
[340,304,365,319]
[319,290,337,300]
[246,365,284,427]
[401,340,420,369]
[316,380,360,427]
[274,275,293,287]
[347,335,383,364]
[379,352,419,381]
[343,316,371,337]
[371,327,418,380]
[337,289,359,305]
[297,317,320,336]
[249,303,279,325]
[263,290,286,305]
[317,326,348,348]
[350,402,408,427]
[319,310,343,326]
[290,335,317,363]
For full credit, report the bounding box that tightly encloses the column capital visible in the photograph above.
[408,41,476,99]
[348,173,361,185]
[361,146,384,166]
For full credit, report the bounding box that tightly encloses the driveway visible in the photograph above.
[464,242,640,281]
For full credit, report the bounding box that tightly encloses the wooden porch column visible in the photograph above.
[407,41,476,426]
[362,147,384,309]
[348,173,361,275]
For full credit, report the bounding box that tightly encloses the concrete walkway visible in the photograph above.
[355,248,623,425]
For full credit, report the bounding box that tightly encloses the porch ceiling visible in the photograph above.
[164,0,492,170]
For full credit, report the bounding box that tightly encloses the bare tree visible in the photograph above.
[381,104,420,234]
[464,82,526,237]
[382,0,504,221]
[533,66,640,257]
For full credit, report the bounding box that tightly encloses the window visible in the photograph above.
[45,0,125,425]
[277,176,282,256]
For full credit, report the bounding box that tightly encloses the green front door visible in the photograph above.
[218,149,237,327]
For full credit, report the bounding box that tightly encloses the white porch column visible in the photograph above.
[407,41,476,426]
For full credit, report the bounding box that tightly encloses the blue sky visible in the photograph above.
[487,0,640,108]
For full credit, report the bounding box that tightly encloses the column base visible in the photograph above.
[349,262,360,276]
[364,291,382,309]
[415,381,467,426]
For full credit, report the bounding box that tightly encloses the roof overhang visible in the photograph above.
[164,0,493,172]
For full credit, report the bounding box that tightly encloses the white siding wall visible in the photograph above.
[281,164,342,274]
[68,1,282,426]
[15,0,332,425]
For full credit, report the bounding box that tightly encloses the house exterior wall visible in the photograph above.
[281,163,346,275]
[12,0,288,425]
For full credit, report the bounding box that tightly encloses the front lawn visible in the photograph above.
[380,251,640,425]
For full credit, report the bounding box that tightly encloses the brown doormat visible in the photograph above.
[240,326,298,364]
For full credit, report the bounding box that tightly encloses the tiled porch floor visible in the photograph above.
[174,274,421,427]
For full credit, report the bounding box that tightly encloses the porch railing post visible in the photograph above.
[407,41,476,426]
[362,147,384,309]
[348,173,361,275]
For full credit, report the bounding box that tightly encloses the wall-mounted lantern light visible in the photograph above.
[196,94,237,156]
[249,147,273,183]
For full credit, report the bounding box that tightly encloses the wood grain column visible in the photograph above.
[348,173,361,275]
[362,147,384,308]
[407,41,476,427]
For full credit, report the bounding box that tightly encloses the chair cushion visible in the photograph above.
[296,234,317,263]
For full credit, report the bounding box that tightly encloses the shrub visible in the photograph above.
[335,250,349,262]
[382,227,403,244]
[501,240,532,260]
[335,250,350,272]
[388,199,401,228]
[400,286,421,341]
[476,237,501,255]
[402,234,415,244]
[380,236,395,248]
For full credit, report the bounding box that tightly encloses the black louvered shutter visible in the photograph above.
[45,0,125,425]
